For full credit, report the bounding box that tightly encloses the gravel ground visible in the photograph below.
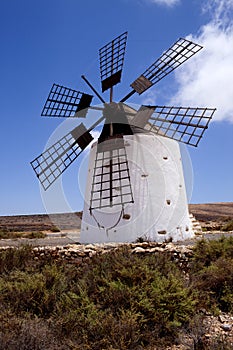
[0,232,233,248]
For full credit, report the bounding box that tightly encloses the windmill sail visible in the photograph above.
[131,105,216,146]
[41,84,93,118]
[99,31,128,92]
[31,123,93,190]
[89,137,134,211]
[131,38,203,95]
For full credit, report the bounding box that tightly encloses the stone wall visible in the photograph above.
[31,241,193,270]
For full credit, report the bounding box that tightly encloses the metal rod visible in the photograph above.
[110,39,114,103]
[88,106,104,111]
[109,88,113,136]
[120,89,136,103]
[81,75,105,104]
[87,115,105,132]
[109,158,113,206]
[109,42,114,139]
[110,87,113,103]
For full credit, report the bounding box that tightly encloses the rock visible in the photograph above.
[84,249,96,257]
[147,247,160,253]
[218,314,227,323]
[220,323,232,332]
[132,247,145,254]
[85,244,96,250]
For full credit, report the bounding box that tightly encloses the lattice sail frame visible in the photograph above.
[41,84,93,118]
[131,105,216,147]
[90,138,134,211]
[31,124,93,190]
[131,38,203,94]
[99,31,128,92]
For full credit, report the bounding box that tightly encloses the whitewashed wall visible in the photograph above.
[80,133,194,243]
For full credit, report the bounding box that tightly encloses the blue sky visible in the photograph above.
[0,0,232,215]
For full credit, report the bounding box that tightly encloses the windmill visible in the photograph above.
[31,32,216,243]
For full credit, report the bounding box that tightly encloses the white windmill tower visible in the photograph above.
[31,32,216,243]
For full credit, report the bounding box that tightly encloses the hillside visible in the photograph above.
[0,203,232,233]
[189,202,233,222]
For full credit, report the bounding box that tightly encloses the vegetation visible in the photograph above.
[190,236,233,315]
[222,219,233,232]
[200,217,233,232]
[0,229,46,239]
[0,237,232,349]
[50,226,60,233]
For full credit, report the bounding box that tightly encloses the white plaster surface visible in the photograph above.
[80,133,194,243]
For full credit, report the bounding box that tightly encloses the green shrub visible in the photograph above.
[55,248,197,348]
[0,246,197,349]
[0,312,66,350]
[191,236,233,272]
[191,257,233,313]
[0,230,46,239]
[0,230,22,239]
[50,226,60,233]
[0,245,33,273]
[0,264,69,317]
[0,240,233,349]
[24,231,46,239]
[222,219,233,231]
[190,237,233,313]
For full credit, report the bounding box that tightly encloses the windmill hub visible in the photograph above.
[31,32,216,244]
[98,102,134,144]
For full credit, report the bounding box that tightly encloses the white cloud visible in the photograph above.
[171,0,233,123]
[148,0,180,7]
[202,0,233,28]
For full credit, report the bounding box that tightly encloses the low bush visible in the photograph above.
[24,231,46,239]
[190,237,233,314]
[0,229,22,239]
[0,230,46,239]
[0,312,66,350]
[222,219,233,232]
[56,249,197,348]
[50,226,60,233]
[0,247,196,348]
[0,245,33,273]
[190,236,233,271]
[0,238,232,349]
